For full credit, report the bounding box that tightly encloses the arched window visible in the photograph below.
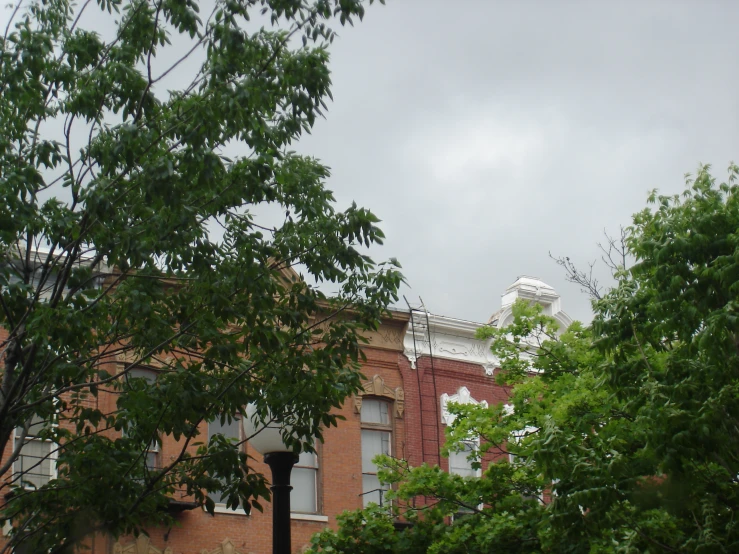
[440,387,486,480]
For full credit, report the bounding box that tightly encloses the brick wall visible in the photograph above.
[400,353,510,473]
[2,314,516,554]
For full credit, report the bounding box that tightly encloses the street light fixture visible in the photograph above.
[243,404,302,554]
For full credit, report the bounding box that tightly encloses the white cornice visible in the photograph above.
[403,312,498,376]
[402,278,573,376]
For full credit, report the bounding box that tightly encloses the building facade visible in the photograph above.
[1,277,571,554]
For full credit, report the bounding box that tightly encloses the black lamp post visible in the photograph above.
[244,405,303,554]
[264,452,299,554]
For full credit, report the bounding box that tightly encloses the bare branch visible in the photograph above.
[597,226,628,275]
[549,252,602,300]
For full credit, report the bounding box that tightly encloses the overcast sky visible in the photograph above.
[292,0,739,324]
[4,0,738,324]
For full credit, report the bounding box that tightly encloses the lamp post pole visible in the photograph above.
[264,452,298,554]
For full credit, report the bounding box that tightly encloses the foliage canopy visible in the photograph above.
[309,164,739,553]
[0,0,397,551]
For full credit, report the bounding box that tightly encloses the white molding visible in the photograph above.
[403,313,499,376]
[402,347,417,369]
[291,513,329,522]
[440,387,489,426]
[402,278,572,376]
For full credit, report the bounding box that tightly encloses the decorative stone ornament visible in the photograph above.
[440,386,488,426]
[353,374,404,418]
[403,347,417,369]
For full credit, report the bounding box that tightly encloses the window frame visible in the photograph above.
[123,366,161,471]
[448,436,481,479]
[290,447,321,516]
[360,397,394,508]
[207,414,247,515]
[12,415,58,490]
[508,425,544,503]
[448,436,483,518]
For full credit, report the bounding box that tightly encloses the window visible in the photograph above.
[207,416,241,508]
[292,450,319,514]
[508,426,542,502]
[125,368,159,470]
[449,438,482,516]
[126,367,157,384]
[144,440,159,471]
[13,414,55,489]
[440,387,485,513]
[361,399,392,507]
[508,425,538,466]
[449,439,480,479]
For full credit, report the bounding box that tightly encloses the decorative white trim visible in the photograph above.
[403,278,572,376]
[494,276,573,333]
[403,348,417,369]
[291,513,329,522]
[403,313,499,377]
[440,387,488,426]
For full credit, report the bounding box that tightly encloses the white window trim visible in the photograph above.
[440,387,488,426]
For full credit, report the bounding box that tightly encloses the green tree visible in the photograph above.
[589,163,739,552]
[0,0,398,551]
[309,164,739,553]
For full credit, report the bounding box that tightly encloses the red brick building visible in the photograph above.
[2,277,570,553]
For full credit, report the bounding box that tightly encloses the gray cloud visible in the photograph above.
[4,0,737,324]
[298,0,739,323]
